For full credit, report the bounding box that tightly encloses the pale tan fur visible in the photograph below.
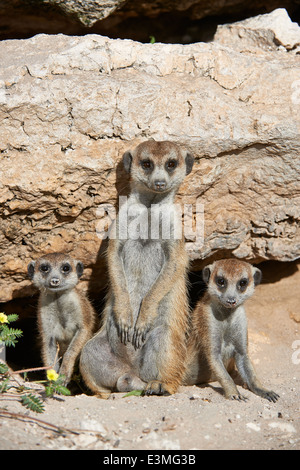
[184,259,279,402]
[28,252,97,385]
[80,140,194,397]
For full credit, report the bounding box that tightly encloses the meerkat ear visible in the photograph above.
[185,152,194,175]
[253,267,262,286]
[76,261,84,278]
[123,151,133,173]
[202,265,211,284]
[27,261,35,280]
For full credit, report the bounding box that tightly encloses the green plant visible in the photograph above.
[0,312,70,413]
[21,393,45,413]
[123,389,144,397]
[44,369,71,398]
[0,313,23,347]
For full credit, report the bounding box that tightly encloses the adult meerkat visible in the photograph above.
[80,140,194,397]
[28,252,96,385]
[184,259,279,402]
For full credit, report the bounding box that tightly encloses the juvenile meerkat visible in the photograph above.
[28,253,96,385]
[184,258,279,402]
[80,140,194,397]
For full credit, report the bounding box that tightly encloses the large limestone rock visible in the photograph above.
[214,8,300,52]
[0,9,299,302]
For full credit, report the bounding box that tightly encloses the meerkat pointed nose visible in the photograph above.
[226,297,237,307]
[50,277,60,287]
[154,180,167,190]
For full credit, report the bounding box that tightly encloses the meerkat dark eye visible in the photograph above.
[238,278,249,290]
[39,264,50,273]
[61,263,72,274]
[141,160,152,171]
[166,160,177,171]
[216,276,227,288]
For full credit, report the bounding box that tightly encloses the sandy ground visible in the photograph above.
[0,261,299,451]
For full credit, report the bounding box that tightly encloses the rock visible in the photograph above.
[268,422,297,433]
[43,0,126,26]
[72,433,99,448]
[80,419,107,435]
[0,10,300,302]
[143,431,181,450]
[214,8,300,52]
[290,310,300,322]
[246,422,261,432]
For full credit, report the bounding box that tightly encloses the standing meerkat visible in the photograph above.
[184,258,279,402]
[80,140,194,397]
[28,252,97,385]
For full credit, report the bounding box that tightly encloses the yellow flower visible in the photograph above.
[0,313,8,324]
[47,369,59,382]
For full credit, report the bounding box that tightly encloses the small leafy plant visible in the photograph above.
[44,369,71,398]
[0,313,70,413]
[21,393,45,413]
[123,389,144,397]
[0,313,23,347]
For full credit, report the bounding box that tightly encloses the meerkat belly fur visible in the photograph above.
[28,253,96,385]
[184,258,279,402]
[80,140,194,397]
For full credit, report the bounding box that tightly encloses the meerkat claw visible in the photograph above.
[120,326,131,345]
[132,325,150,349]
[262,390,280,402]
[229,393,248,402]
[132,331,144,349]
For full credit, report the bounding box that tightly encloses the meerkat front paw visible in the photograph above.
[252,387,280,402]
[114,305,133,344]
[132,321,152,349]
[116,319,133,345]
[132,328,147,349]
[58,369,71,387]
[227,393,248,402]
[132,305,156,348]
[144,380,172,396]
